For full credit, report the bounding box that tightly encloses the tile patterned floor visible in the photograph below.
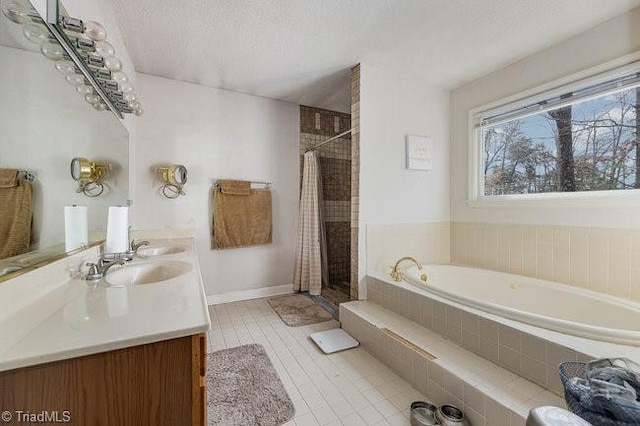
[207,298,429,426]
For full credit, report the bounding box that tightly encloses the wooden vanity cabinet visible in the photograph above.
[0,333,207,426]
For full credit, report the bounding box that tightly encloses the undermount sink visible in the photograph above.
[106,261,192,286]
[137,245,189,257]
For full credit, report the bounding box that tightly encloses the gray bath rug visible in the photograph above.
[308,294,339,320]
[268,294,333,327]
[207,343,294,426]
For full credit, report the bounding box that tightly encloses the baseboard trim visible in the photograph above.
[206,284,294,305]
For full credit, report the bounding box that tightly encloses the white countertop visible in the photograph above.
[0,238,211,372]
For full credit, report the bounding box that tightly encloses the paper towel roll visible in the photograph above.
[105,206,129,254]
[64,205,88,252]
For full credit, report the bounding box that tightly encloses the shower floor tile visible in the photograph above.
[207,298,429,426]
[322,286,351,305]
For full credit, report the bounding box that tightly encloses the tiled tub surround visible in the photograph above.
[366,222,450,278]
[300,105,352,296]
[366,275,640,392]
[341,302,564,426]
[452,222,640,302]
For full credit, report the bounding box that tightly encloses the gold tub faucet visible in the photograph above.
[390,256,427,282]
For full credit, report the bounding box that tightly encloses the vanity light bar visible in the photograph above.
[88,66,111,80]
[3,0,143,117]
[77,52,104,68]
[98,79,119,92]
[76,38,96,52]
[59,16,83,33]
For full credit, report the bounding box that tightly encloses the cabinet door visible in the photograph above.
[0,336,199,426]
[192,333,207,426]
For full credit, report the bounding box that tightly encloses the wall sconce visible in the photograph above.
[70,157,112,197]
[156,165,188,198]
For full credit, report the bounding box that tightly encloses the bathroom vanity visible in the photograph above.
[0,238,211,426]
[0,332,207,425]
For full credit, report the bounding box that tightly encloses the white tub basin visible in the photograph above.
[106,261,192,286]
[137,245,189,257]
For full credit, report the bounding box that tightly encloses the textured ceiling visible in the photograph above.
[111,0,640,112]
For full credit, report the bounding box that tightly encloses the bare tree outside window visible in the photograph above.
[482,87,638,196]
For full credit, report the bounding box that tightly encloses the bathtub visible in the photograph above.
[400,264,640,346]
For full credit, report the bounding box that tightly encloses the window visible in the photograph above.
[470,59,640,202]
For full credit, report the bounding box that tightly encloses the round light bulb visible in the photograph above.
[23,23,48,44]
[84,93,100,105]
[40,42,64,61]
[128,100,140,109]
[65,73,85,87]
[93,102,107,111]
[55,61,75,75]
[123,92,136,103]
[103,56,122,72]
[111,71,128,84]
[119,82,134,93]
[2,1,30,24]
[76,85,93,95]
[94,40,115,56]
[83,21,107,41]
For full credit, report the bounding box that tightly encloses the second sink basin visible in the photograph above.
[106,261,193,286]
[137,245,190,257]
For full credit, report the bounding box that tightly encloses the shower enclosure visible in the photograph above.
[298,105,352,305]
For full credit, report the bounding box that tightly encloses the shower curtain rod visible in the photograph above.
[306,129,352,152]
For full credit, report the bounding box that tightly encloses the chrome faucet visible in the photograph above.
[124,239,150,258]
[117,239,150,261]
[130,239,150,253]
[85,257,125,280]
[390,256,427,282]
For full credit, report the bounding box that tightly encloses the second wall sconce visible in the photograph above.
[157,164,187,198]
[70,157,112,197]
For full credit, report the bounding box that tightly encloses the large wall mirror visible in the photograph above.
[0,0,129,279]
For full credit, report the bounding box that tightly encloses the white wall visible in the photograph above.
[132,74,299,297]
[359,64,451,289]
[451,8,640,228]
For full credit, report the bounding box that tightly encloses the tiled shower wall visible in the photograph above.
[452,222,640,302]
[350,64,361,300]
[300,105,352,290]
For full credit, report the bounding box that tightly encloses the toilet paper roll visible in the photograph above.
[64,205,88,252]
[105,206,129,254]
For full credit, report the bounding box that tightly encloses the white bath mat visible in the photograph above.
[310,328,359,354]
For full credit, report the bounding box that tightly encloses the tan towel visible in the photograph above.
[212,188,272,249]
[0,169,18,188]
[219,180,251,196]
[0,178,33,260]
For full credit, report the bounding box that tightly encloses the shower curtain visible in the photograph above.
[293,151,328,296]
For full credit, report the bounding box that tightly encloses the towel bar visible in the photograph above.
[17,170,35,181]
[213,180,272,189]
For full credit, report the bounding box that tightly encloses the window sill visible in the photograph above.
[466,189,640,209]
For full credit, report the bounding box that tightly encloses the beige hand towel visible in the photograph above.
[0,169,18,188]
[212,187,272,249]
[0,178,33,260]
[219,180,251,196]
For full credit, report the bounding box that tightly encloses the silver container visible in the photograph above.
[436,404,470,426]
[410,401,439,426]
